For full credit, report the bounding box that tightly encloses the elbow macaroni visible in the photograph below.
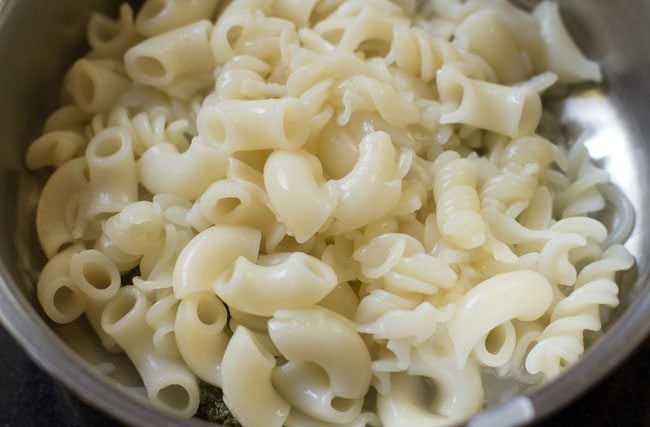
[28,0,633,424]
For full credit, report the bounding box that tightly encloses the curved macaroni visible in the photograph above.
[221,326,290,427]
[172,224,261,298]
[215,252,337,316]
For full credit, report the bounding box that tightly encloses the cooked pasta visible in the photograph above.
[27,0,634,425]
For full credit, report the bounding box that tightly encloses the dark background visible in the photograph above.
[0,324,648,427]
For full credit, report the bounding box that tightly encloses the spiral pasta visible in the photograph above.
[525,245,634,378]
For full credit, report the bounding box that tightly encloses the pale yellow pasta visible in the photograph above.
[197,98,311,151]
[85,127,138,216]
[215,252,338,316]
[35,158,93,259]
[437,64,542,138]
[87,3,140,57]
[316,119,363,179]
[153,193,194,227]
[215,55,284,101]
[264,150,336,243]
[318,282,359,319]
[26,131,86,170]
[227,308,281,357]
[137,223,193,290]
[175,292,230,386]
[532,2,602,84]
[448,270,553,368]
[336,75,420,128]
[327,131,408,234]
[271,0,319,28]
[221,326,290,427]
[43,105,90,134]
[65,59,130,114]
[432,151,486,249]
[354,289,419,325]
[172,225,261,298]
[136,0,221,36]
[102,201,164,256]
[453,10,531,84]
[287,52,371,97]
[360,302,455,377]
[145,293,182,359]
[191,178,282,246]
[137,136,228,200]
[376,372,455,427]
[36,244,87,324]
[320,236,358,283]
[537,233,587,286]
[285,408,380,427]
[125,20,214,87]
[269,307,373,399]
[472,320,517,368]
[101,286,200,417]
[70,249,121,301]
[70,249,122,352]
[408,349,484,420]
[526,245,634,379]
[273,361,365,423]
[28,0,633,423]
[102,106,192,157]
[93,232,142,273]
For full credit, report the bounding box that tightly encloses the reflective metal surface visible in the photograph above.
[0,1,649,426]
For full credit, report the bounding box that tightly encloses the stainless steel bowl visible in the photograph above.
[1,1,649,426]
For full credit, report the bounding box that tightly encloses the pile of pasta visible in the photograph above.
[27,0,635,425]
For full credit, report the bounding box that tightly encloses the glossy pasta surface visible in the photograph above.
[27,0,634,425]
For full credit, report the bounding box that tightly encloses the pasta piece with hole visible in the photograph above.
[85,127,138,217]
[377,372,453,427]
[221,326,290,427]
[37,244,87,324]
[264,150,336,243]
[407,350,484,420]
[269,307,372,399]
[273,361,364,424]
[101,286,199,417]
[70,249,122,352]
[327,131,407,235]
[215,252,338,316]
[191,178,282,248]
[65,59,130,114]
[436,64,542,138]
[448,270,553,368]
[125,21,214,87]
[175,292,230,387]
[197,98,311,151]
[172,224,261,298]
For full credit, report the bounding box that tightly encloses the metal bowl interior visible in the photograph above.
[0,1,649,426]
